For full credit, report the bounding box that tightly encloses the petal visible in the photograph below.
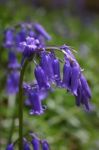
[6,71,20,94]
[40,52,54,82]
[29,90,44,115]
[62,59,71,90]
[6,144,14,150]
[8,51,20,69]
[52,58,61,85]
[42,140,50,150]
[70,62,80,96]
[80,74,91,98]
[34,23,51,40]
[23,139,31,150]
[4,29,14,48]
[31,137,40,150]
[81,90,90,111]
[75,82,82,106]
[34,65,50,89]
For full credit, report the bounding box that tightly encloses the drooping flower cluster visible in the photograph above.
[6,134,49,150]
[61,45,91,110]
[20,37,92,113]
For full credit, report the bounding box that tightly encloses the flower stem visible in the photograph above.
[18,59,28,150]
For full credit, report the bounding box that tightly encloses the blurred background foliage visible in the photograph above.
[0,0,99,150]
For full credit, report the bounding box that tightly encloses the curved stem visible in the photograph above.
[18,59,28,150]
[45,46,67,55]
[45,46,76,62]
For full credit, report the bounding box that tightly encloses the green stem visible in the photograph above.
[18,59,28,150]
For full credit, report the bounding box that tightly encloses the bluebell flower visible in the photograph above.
[38,89,48,101]
[28,88,44,115]
[75,82,82,106]
[4,29,14,48]
[31,136,40,150]
[20,36,40,58]
[40,52,54,82]
[75,78,91,111]
[25,89,48,104]
[23,83,49,113]
[15,29,26,52]
[41,140,50,150]
[62,58,71,90]
[60,44,75,60]
[34,23,51,40]
[80,74,91,98]
[6,144,14,150]
[70,61,80,96]
[8,51,20,69]
[34,65,50,90]
[6,71,20,94]
[81,90,90,110]
[23,138,31,150]
[52,57,61,86]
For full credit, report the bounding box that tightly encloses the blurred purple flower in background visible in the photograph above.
[28,89,44,115]
[42,140,50,150]
[8,51,20,69]
[4,29,14,49]
[34,23,51,41]
[23,138,31,150]
[6,144,14,150]
[15,28,26,52]
[6,71,20,94]
[31,136,40,150]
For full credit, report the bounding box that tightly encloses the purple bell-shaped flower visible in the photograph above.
[40,52,54,82]
[41,140,50,150]
[75,81,82,106]
[8,51,20,69]
[52,58,61,86]
[23,138,31,150]
[62,58,71,90]
[70,61,80,96]
[34,23,51,40]
[28,89,44,115]
[6,144,14,150]
[75,80,91,111]
[6,71,20,94]
[20,37,39,58]
[4,29,14,48]
[15,29,26,52]
[31,136,40,150]
[34,65,50,90]
[80,74,91,98]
